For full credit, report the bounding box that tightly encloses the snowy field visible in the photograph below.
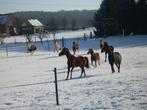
[0,29,147,110]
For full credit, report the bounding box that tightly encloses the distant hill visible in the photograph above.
[11,10,96,29]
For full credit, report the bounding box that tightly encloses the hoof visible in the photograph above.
[112,71,115,73]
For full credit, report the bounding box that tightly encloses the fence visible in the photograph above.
[0,32,95,58]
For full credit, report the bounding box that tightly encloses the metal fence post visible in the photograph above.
[6,44,8,57]
[54,67,59,105]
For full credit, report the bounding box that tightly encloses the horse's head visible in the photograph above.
[87,48,94,54]
[108,46,114,55]
[101,42,108,53]
[101,45,106,53]
[59,47,70,56]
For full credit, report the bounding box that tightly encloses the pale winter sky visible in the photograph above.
[0,0,102,14]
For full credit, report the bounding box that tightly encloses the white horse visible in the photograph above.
[53,41,61,53]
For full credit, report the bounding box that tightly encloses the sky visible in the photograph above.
[0,0,102,14]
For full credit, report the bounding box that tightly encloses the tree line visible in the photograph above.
[11,10,95,34]
[93,0,147,37]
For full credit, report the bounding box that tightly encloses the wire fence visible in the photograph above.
[0,33,95,58]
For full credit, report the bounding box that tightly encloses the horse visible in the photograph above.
[101,42,114,62]
[59,47,89,80]
[101,42,122,73]
[27,42,37,54]
[72,42,79,55]
[53,41,61,53]
[87,48,100,67]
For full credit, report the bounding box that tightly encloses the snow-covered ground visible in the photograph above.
[0,29,147,110]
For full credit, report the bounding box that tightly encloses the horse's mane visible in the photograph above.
[104,42,109,47]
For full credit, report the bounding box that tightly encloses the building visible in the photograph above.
[21,19,43,34]
[0,14,16,35]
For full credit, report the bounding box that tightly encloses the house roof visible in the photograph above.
[28,19,43,27]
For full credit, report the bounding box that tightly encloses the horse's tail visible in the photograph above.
[84,57,89,68]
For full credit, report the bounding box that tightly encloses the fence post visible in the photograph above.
[47,40,50,51]
[62,37,64,47]
[6,44,8,57]
[54,67,59,105]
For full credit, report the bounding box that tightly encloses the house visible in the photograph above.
[21,19,43,34]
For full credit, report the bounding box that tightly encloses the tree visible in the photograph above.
[71,19,77,30]
[61,17,68,30]
[135,0,147,34]
[93,0,137,37]
[47,17,58,39]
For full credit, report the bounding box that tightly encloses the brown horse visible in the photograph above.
[72,42,79,55]
[87,48,100,67]
[59,47,89,80]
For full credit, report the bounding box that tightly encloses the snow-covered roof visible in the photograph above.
[28,19,43,27]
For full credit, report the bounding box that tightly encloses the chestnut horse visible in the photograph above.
[59,47,89,80]
[101,42,122,73]
[87,48,100,67]
[72,42,79,55]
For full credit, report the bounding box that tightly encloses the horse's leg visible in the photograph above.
[110,63,115,73]
[98,60,100,65]
[80,67,85,78]
[70,67,74,79]
[117,64,120,73]
[66,66,70,80]
[95,61,97,67]
[77,48,79,53]
[83,68,86,77]
[118,65,120,73]
[115,63,120,73]
[73,50,75,55]
[91,61,93,66]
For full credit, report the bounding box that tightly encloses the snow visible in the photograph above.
[0,29,147,110]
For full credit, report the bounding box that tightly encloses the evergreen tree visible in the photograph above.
[136,0,147,34]
[62,17,68,30]
[93,0,144,37]
[71,19,77,30]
